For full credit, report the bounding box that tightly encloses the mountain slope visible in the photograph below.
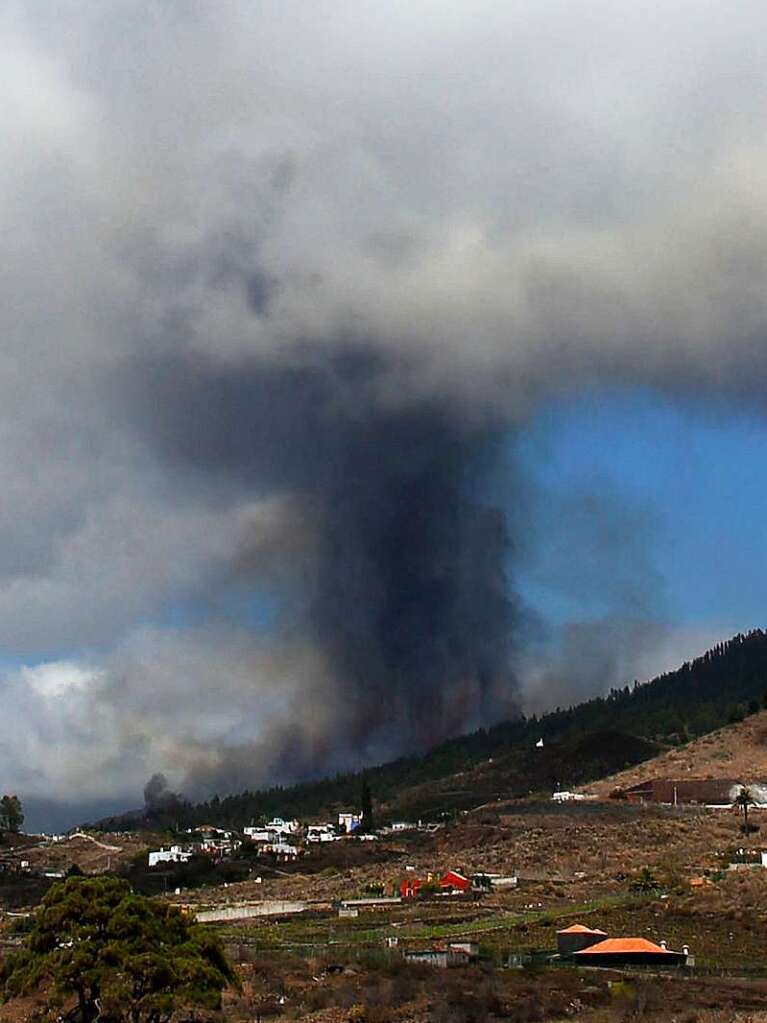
[583,707,767,797]
[94,628,767,831]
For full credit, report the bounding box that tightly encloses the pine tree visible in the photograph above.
[360,775,374,833]
[0,795,23,833]
[1,876,237,1022]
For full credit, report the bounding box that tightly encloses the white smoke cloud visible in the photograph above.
[0,625,338,804]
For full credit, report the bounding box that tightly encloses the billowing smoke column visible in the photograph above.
[143,772,183,814]
[7,1,767,819]
[132,343,518,766]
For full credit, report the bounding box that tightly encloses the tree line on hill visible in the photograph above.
[95,629,767,832]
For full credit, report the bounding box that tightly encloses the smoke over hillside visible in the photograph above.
[3,1,767,819]
[126,346,517,770]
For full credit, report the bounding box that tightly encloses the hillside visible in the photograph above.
[376,730,661,820]
[94,629,767,831]
[583,707,767,797]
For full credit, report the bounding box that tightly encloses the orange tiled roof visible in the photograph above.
[574,938,676,955]
[557,923,607,935]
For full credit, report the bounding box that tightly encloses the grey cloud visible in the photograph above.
[118,344,519,752]
[1,2,767,811]
[519,620,747,718]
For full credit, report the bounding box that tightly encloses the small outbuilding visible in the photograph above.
[404,948,470,969]
[556,923,607,955]
[448,941,479,958]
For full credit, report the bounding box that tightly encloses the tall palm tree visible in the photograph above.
[734,785,755,833]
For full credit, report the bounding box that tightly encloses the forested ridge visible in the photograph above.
[97,629,767,831]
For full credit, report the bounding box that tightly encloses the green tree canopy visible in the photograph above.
[0,794,24,833]
[1,876,237,1023]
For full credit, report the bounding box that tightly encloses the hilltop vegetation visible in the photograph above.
[95,630,767,831]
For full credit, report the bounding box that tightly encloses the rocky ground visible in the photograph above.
[0,829,157,876]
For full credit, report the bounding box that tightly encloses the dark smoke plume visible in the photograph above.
[143,772,183,813]
[127,343,518,771]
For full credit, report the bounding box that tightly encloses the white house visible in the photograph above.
[261,841,300,860]
[244,827,278,843]
[338,811,361,833]
[551,790,590,802]
[185,827,241,855]
[148,846,193,867]
[306,824,338,843]
[266,818,300,835]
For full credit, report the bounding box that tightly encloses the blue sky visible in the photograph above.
[516,387,767,635]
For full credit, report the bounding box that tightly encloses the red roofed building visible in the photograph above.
[440,870,471,893]
[401,870,472,898]
[573,937,687,966]
[556,923,607,955]
[400,877,426,898]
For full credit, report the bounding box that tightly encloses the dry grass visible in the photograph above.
[9,831,160,875]
[171,802,756,918]
[583,710,767,798]
[218,959,767,1023]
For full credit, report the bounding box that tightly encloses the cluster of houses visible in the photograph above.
[243,817,302,842]
[146,811,419,868]
[148,825,241,866]
[242,817,304,859]
[143,818,697,977]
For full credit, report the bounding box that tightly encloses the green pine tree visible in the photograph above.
[1,876,237,1022]
[360,775,374,833]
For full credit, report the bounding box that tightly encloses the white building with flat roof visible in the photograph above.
[148,846,193,867]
